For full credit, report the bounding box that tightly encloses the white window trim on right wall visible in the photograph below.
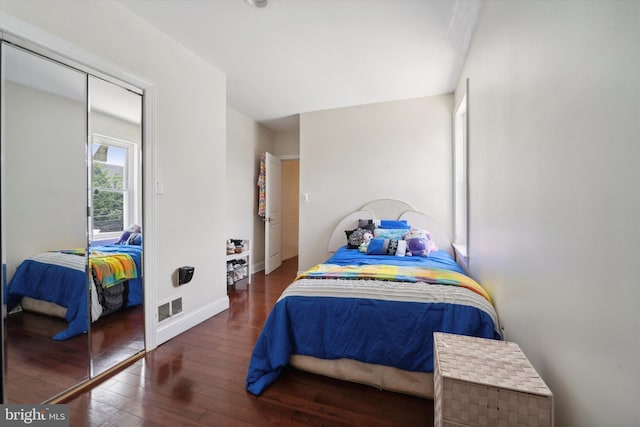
[452,79,469,270]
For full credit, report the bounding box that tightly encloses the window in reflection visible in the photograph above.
[91,137,135,239]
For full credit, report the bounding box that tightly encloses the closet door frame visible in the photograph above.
[0,11,158,385]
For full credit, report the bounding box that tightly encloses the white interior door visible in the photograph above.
[264,152,282,274]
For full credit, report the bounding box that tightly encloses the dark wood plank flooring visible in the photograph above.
[91,306,145,376]
[64,257,434,426]
[5,305,144,404]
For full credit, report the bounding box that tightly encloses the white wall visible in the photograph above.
[1,0,229,345]
[299,94,453,271]
[4,81,87,277]
[92,111,141,145]
[456,1,640,426]
[274,130,300,157]
[226,108,275,272]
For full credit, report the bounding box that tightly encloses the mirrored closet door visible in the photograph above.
[2,42,90,403]
[1,40,145,403]
[88,76,144,378]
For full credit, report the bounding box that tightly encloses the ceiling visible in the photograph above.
[119,0,483,132]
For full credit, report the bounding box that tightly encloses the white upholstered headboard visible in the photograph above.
[327,199,453,256]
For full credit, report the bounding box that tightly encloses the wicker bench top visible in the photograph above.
[434,332,552,397]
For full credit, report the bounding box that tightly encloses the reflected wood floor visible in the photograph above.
[65,257,434,426]
[5,305,144,404]
[91,306,145,377]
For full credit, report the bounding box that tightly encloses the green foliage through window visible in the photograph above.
[93,162,124,232]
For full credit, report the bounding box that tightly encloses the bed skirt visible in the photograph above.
[289,354,434,399]
[19,281,105,323]
[21,296,67,318]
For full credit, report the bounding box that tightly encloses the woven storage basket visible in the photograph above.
[434,332,553,427]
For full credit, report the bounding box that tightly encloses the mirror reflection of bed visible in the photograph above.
[87,239,145,376]
[1,42,145,404]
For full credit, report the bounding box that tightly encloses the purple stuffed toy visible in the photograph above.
[116,224,142,245]
[403,228,436,257]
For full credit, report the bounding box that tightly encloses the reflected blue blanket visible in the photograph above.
[6,245,143,340]
[7,252,89,341]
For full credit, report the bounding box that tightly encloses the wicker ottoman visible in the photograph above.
[434,332,553,427]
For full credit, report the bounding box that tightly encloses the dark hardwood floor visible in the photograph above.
[91,306,145,376]
[64,257,434,426]
[5,305,144,404]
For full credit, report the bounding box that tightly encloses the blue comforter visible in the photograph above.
[246,247,500,396]
[6,244,143,340]
[327,245,466,272]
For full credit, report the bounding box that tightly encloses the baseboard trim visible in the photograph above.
[252,261,265,274]
[155,295,229,345]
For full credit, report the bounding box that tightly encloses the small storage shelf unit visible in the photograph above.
[226,239,251,286]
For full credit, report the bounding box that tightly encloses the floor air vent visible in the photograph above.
[171,298,183,315]
[158,297,183,322]
[158,302,171,322]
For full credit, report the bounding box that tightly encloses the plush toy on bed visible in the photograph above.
[358,231,374,253]
[403,228,437,257]
[116,224,142,245]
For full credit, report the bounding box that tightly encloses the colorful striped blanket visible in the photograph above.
[51,248,138,289]
[57,248,86,256]
[90,252,138,288]
[296,263,492,303]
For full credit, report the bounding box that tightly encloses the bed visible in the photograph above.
[246,199,501,398]
[5,243,143,341]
